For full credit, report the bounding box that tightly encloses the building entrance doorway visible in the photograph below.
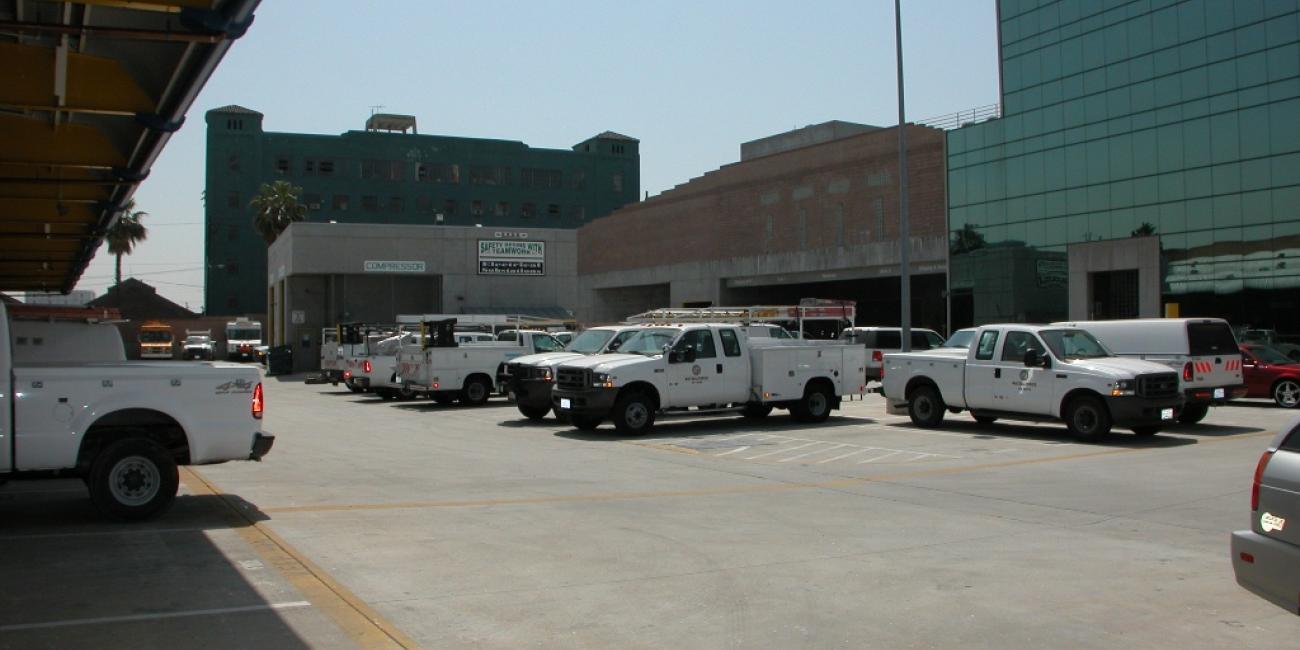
[1090,269,1139,319]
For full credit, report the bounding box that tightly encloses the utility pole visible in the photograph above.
[895,0,912,352]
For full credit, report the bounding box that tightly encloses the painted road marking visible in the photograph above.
[715,446,751,456]
[780,443,850,463]
[857,450,904,464]
[817,448,874,464]
[745,441,822,460]
[0,601,311,632]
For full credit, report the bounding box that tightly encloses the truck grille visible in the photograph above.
[506,362,530,379]
[556,367,588,391]
[1137,372,1179,398]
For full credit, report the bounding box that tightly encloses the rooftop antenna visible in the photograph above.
[369,104,385,116]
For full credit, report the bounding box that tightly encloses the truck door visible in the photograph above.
[963,329,1001,409]
[714,327,751,404]
[666,328,726,407]
[991,330,1056,416]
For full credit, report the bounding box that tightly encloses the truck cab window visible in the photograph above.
[718,329,742,357]
[975,331,999,360]
[676,329,717,359]
[1000,331,1038,362]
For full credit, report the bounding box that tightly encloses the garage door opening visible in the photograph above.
[722,273,946,337]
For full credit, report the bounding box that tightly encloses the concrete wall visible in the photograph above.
[1067,236,1162,319]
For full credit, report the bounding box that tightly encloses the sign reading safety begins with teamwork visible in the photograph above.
[478,240,545,276]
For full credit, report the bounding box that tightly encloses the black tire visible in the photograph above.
[973,414,998,425]
[791,382,834,423]
[87,437,179,521]
[1272,379,1300,409]
[1131,426,1161,437]
[742,403,774,419]
[395,383,418,401]
[907,385,945,428]
[1177,403,1209,424]
[517,403,551,421]
[345,378,364,393]
[612,391,656,434]
[571,414,602,431]
[1065,395,1112,441]
[460,376,492,406]
[430,392,455,405]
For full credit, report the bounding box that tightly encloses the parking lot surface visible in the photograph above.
[4,375,1300,648]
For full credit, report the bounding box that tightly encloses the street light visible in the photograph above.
[895,0,912,352]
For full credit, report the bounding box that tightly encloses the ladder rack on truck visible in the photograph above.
[626,299,855,338]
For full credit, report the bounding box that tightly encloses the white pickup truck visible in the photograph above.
[0,303,273,520]
[396,320,564,405]
[551,324,867,434]
[881,324,1183,441]
[351,331,421,400]
[503,325,649,420]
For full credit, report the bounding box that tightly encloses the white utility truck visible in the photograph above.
[550,323,867,434]
[337,324,396,392]
[0,303,273,520]
[350,331,421,400]
[1053,318,1244,424]
[320,326,342,381]
[396,319,564,405]
[880,324,1183,441]
[182,330,215,360]
[225,318,263,361]
[503,324,651,420]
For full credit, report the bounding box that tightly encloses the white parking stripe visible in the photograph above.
[816,448,873,464]
[857,450,903,464]
[744,441,822,460]
[0,601,312,632]
[779,443,849,463]
[715,446,751,456]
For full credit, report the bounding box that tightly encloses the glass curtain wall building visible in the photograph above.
[947,0,1300,333]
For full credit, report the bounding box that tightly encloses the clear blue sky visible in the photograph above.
[77,0,1000,310]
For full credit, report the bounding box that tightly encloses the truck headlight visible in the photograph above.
[593,372,613,388]
[1111,379,1135,397]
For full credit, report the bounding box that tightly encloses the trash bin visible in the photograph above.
[267,344,293,376]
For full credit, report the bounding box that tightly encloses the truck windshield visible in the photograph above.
[139,331,171,343]
[944,329,975,348]
[618,328,679,355]
[1040,329,1112,359]
[185,337,210,345]
[566,329,614,353]
[228,328,260,340]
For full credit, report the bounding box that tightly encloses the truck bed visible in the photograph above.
[751,342,867,402]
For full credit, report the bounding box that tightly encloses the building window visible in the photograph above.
[417,163,459,184]
[362,160,403,181]
[612,173,623,192]
[303,159,315,175]
[389,196,403,213]
[226,119,243,130]
[275,156,290,175]
[471,200,484,216]
[227,225,239,241]
[319,159,335,176]
[227,153,240,172]
[361,195,379,212]
[612,144,625,154]
[469,165,511,186]
[521,202,536,218]
[332,194,349,211]
[547,203,560,216]
[521,168,563,189]
[361,160,377,179]
[571,171,586,190]
[443,199,457,215]
[304,193,322,210]
[872,197,884,240]
[495,201,510,217]
[227,192,240,208]
[417,163,429,182]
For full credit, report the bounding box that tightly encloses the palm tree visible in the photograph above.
[250,180,307,244]
[106,198,148,286]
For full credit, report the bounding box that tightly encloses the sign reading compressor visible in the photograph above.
[364,260,426,273]
[478,240,545,276]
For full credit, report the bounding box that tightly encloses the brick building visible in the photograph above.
[577,122,950,333]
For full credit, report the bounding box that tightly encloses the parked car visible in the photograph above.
[1231,417,1300,615]
[840,326,945,384]
[1240,344,1300,409]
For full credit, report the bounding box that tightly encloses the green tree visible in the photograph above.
[250,180,307,244]
[1130,222,1157,237]
[105,198,148,286]
[950,223,987,255]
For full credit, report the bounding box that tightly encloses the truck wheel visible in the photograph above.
[1272,379,1300,408]
[571,414,602,431]
[791,383,833,423]
[973,414,997,425]
[1176,403,1209,424]
[396,384,417,401]
[613,391,656,434]
[907,385,945,428]
[88,437,179,521]
[517,403,551,421]
[430,392,455,405]
[345,378,364,393]
[1065,396,1112,441]
[742,403,773,419]
[460,377,491,406]
[1131,426,1161,437]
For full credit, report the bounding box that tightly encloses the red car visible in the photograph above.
[1239,344,1300,409]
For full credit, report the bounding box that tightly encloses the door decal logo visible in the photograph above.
[1019,370,1030,381]
[216,378,254,394]
[691,364,701,376]
[1261,512,1286,533]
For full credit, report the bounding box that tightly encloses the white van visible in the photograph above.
[1055,318,1245,423]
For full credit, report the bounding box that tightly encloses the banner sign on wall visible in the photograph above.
[478,240,545,276]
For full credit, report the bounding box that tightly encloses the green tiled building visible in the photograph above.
[204,107,639,315]
[947,0,1300,331]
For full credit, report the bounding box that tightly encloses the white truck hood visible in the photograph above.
[558,353,659,373]
[511,351,584,367]
[1062,356,1174,377]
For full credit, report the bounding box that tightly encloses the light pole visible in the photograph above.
[895,0,912,352]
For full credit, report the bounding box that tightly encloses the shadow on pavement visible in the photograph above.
[883,419,1198,448]
[390,399,515,413]
[555,413,869,442]
[0,482,308,649]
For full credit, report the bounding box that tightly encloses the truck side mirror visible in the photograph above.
[669,347,696,363]
[1023,349,1048,368]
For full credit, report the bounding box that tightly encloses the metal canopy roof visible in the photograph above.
[0,0,258,293]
